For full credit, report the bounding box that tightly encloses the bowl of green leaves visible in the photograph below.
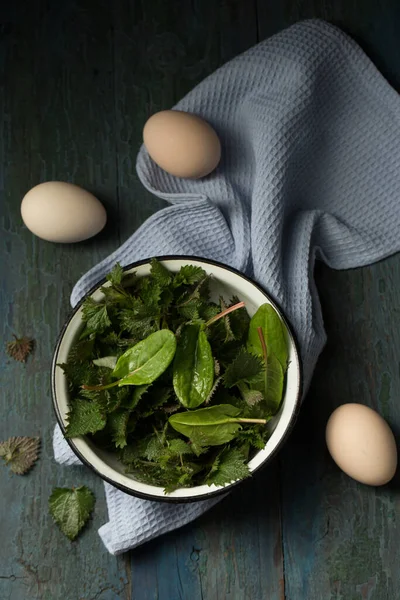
[52,257,302,501]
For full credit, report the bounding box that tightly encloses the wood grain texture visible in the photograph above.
[0,1,128,599]
[0,0,399,599]
[257,3,400,598]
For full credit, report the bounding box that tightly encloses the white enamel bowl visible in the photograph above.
[52,257,302,502]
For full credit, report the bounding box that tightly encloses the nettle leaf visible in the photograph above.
[236,427,268,450]
[173,324,214,409]
[237,384,264,406]
[107,411,130,449]
[150,258,172,288]
[121,384,151,410]
[0,436,40,474]
[177,299,202,321]
[173,264,207,287]
[167,438,193,456]
[106,262,124,286]
[228,296,251,341]
[138,277,162,308]
[68,339,95,364]
[119,308,159,340]
[223,351,263,388]
[49,486,95,541]
[81,298,111,333]
[205,376,222,405]
[138,386,172,418]
[6,336,34,363]
[206,448,250,486]
[247,304,288,369]
[59,361,100,390]
[144,435,164,461]
[65,400,106,437]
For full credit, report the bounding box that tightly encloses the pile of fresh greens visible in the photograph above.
[60,260,288,492]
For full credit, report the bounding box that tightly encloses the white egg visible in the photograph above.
[21,181,107,243]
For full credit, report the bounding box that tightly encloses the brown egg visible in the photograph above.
[143,110,221,179]
[326,403,397,486]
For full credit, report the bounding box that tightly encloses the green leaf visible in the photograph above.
[173,325,214,408]
[121,384,151,410]
[167,438,193,456]
[65,400,107,437]
[251,351,284,415]
[138,386,172,417]
[112,329,177,386]
[93,356,117,369]
[138,277,162,308]
[0,436,40,474]
[247,303,288,368]
[106,263,124,286]
[81,298,111,334]
[169,404,243,446]
[237,383,264,407]
[235,427,268,450]
[228,296,251,341]
[119,308,159,340]
[173,264,207,287]
[107,411,130,448]
[223,351,263,388]
[68,339,95,364]
[150,258,172,288]
[206,448,250,486]
[49,486,95,541]
[144,435,164,461]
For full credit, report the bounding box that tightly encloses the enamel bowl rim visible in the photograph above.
[51,255,303,503]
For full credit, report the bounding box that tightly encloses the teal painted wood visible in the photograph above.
[0,1,128,599]
[280,260,400,600]
[1,0,399,599]
[256,3,400,598]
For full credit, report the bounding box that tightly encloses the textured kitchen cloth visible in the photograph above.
[54,19,400,554]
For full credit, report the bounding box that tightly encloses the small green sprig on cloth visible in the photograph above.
[60,260,289,492]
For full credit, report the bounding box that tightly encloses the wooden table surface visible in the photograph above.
[1,1,400,599]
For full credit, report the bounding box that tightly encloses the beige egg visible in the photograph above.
[21,182,107,243]
[326,403,397,486]
[143,110,221,179]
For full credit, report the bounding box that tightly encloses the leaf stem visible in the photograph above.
[257,326,268,364]
[236,418,268,424]
[205,301,245,327]
[81,380,120,391]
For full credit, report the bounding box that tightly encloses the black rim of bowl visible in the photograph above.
[51,255,303,503]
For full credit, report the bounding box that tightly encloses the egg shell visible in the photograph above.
[326,403,397,486]
[21,182,107,243]
[143,110,221,179]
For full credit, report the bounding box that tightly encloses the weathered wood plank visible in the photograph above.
[280,259,400,599]
[256,3,400,598]
[2,1,399,598]
[272,2,400,598]
[0,1,129,598]
[128,465,284,600]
